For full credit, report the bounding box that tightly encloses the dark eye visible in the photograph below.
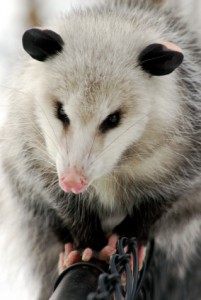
[57,102,70,126]
[99,110,121,133]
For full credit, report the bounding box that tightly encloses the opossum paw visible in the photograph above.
[58,235,118,274]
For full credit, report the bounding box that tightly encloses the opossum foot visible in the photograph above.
[58,235,118,274]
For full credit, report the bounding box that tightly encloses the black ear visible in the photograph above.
[138,43,184,76]
[22,28,64,61]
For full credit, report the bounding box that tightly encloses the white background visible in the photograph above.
[0,0,101,126]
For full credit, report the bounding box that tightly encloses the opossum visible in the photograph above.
[1,0,201,299]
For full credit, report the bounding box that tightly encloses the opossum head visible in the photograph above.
[22,14,184,210]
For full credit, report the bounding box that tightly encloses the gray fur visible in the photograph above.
[0,0,201,299]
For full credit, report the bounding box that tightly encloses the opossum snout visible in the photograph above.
[59,168,88,194]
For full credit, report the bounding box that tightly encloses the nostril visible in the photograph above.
[59,177,72,193]
[80,177,86,184]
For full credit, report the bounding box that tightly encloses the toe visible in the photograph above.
[64,250,81,268]
[82,248,93,262]
[58,252,65,274]
[98,245,116,261]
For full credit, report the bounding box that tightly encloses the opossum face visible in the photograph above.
[37,67,153,195]
[23,21,183,206]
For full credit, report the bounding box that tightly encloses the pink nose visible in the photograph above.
[59,170,87,194]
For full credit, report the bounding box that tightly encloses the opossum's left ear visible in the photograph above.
[138,42,183,76]
[22,28,64,61]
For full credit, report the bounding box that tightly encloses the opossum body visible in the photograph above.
[1,0,201,299]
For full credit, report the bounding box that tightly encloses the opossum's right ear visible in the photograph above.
[138,42,183,76]
[22,28,64,61]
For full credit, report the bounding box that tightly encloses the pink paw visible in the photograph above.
[58,235,118,274]
[58,236,146,274]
